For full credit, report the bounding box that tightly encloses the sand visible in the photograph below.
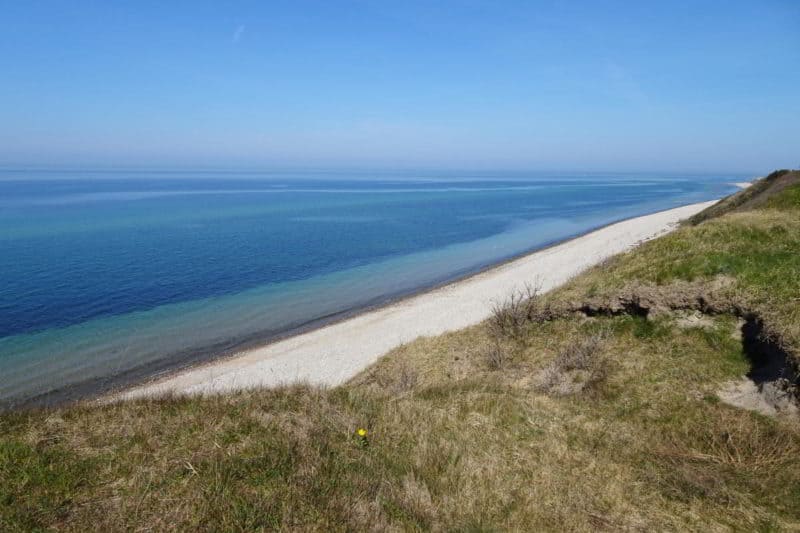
[718,377,799,418]
[118,200,718,400]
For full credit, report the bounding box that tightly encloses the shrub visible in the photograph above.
[484,342,508,371]
[487,283,552,341]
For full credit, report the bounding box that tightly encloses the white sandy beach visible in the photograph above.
[119,200,718,400]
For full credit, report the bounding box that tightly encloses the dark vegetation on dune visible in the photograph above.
[1,171,799,531]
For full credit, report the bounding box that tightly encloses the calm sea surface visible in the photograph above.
[0,169,742,405]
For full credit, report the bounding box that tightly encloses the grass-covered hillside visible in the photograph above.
[688,169,800,225]
[2,173,799,531]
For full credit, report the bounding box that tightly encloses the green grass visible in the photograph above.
[557,193,800,354]
[687,169,798,225]
[1,171,799,531]
[765,183,800,211]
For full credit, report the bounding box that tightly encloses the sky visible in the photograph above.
[0,0,798,172]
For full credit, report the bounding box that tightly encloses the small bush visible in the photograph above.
[488,283,552,341]
[484,342,508,371]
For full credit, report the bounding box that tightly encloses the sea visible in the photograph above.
[0,169,743,406]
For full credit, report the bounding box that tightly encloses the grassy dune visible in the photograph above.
[2,173,799,531]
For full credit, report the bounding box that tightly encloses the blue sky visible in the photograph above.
[1,1,798,172]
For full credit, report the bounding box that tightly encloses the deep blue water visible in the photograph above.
[0,169,743,405]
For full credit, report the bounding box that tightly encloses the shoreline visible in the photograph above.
[114,198,720,402]
[1,197,723,411]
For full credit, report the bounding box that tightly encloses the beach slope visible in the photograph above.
[120,200,717,399]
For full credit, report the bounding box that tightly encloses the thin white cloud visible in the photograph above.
[232,24,245,43]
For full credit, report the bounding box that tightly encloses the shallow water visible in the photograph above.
[0,169,741,405]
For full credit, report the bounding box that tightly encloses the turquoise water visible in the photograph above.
[0,169,741,406]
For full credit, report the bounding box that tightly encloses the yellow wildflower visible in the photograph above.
[357,428,367,437]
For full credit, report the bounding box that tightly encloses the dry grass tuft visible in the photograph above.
[483,341,508,371]
[650,406,800,517]
[659,409,800,470]
[395,363,419,393]
[537,331,610,395]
